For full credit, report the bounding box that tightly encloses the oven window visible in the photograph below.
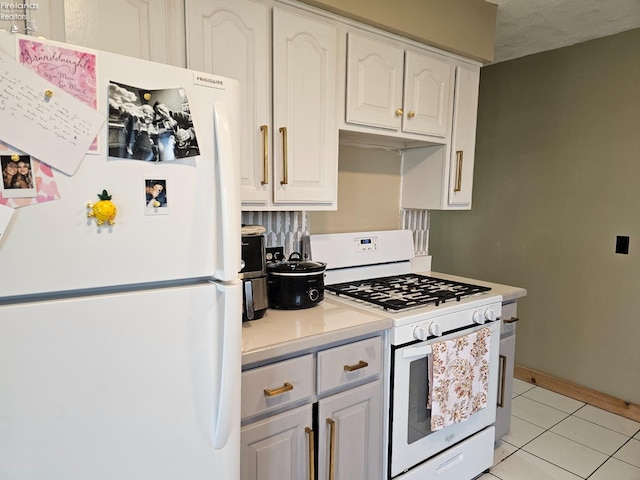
[408,355,432,444]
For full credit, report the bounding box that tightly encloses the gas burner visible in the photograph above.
[325,274,491,311]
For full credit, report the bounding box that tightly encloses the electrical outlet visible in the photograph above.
[615,236,629,254]
[266,246,285,263]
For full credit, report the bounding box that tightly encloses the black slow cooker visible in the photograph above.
[266,252,326,309]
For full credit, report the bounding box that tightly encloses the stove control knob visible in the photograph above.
[429,323,442,337]
[484,308,498,322]
[414,325,429,341]
[473,311,486,324]
[413,323,442,341]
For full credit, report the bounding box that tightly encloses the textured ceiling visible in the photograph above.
[489,0,640,63]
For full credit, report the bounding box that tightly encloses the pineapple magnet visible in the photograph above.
[87,190,117,226]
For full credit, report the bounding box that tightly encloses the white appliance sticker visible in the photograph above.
[193,72,227,90]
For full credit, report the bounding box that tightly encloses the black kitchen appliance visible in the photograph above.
[266,252,326,309]
[240,225,268,321]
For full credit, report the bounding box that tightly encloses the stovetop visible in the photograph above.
[325,273,492,311]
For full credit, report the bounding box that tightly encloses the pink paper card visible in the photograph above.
[18,37,99,154]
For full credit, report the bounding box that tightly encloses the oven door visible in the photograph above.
[390,320,500,478]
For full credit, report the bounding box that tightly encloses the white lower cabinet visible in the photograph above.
[241,404,314,480]
[495,302,518,440]
[241,335,385,480]
[318,380,383,480]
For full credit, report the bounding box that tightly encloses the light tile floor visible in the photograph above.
[479,379,640,479]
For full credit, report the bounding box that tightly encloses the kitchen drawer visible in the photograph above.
[317,336,382,394]
[242,354,314,420]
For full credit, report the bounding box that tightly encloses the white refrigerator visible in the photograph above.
[0,34,242,479]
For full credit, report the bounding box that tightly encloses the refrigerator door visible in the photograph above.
[0,281,241,480]
[0,35,241,298]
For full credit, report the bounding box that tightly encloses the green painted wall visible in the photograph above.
[297,0,497,62]
[429,28,640,404]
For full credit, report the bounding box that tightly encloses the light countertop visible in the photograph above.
[241,271,526,367]
[241,297,391,367]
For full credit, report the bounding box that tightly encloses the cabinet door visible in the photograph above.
[186,0,270,205]
[447,65,479,207]
[318,380,383,480]
[241,404,314,480]
[495,333,516,440]
[25,0,65,41]
[273,8,338,205]
[63,0,185,66]
[345,32,404,131]
[403,51,454,137]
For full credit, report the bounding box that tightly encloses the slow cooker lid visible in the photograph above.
[267,252,326,273]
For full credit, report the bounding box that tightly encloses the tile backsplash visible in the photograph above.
[242,211,309,257]
[242,209,429,258]
[402,209,430,256]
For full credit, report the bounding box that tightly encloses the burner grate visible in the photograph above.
[325,274,491,311]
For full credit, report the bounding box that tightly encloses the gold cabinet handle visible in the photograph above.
[305,427,315,480]
[407,110,415,119]
[395,108,403,117]
[263,382,293,397]
[260,125,269,185]
[497,354,507,407]
[279,127,288,185]
[326,418,336,480]
[454,150,463,192]
[343,360,368,372]
[503,316,520,324]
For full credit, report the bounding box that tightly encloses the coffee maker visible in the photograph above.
[240,225,269,321]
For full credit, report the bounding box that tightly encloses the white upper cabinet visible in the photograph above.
[401,64,480,210]
[61,0,186,66]
[403,51,454,137]
[187,0,339,210]
[448,65,480,207]
[186,0,271,205]
[272,8,338,206]
[345,32,454,141]
[345,33,404,130]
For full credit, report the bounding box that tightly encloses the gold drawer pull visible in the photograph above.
[263,382,293,397]
[279,126,288,185]
[326,418,336,480]
[343,360,368,372]
[260,125,269,185]
[305,427,315,480]
[454,150,463,192]
[503,316,520,324]
[395,108,403,117]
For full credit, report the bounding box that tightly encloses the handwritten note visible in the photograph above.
[18,38,99,154]
[0,50,104,175]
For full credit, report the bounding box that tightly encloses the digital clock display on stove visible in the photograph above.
[354,236,378,252]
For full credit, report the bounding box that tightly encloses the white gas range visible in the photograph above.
[309,230,503,480]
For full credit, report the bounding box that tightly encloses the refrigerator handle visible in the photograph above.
[212,281,242,449]
[213,102,241,281]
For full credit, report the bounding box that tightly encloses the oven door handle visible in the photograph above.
[402,344,433,359]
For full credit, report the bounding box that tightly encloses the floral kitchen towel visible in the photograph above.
[429,327,491,431]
